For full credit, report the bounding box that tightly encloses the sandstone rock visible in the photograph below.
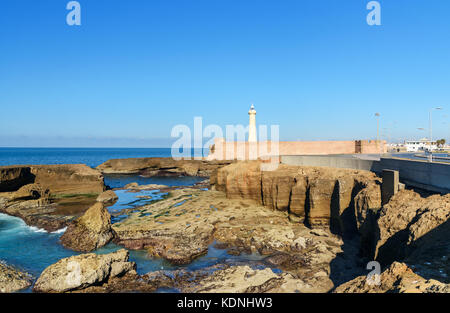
[0,164,105,232]
[182,265,315,293]
[124,182,138,189]
[33,249,136,293]
[60,202,115,252]
[112,187,343,292]
[373,190,450,266]
[30,164,105,196]
[5,183,50,205]
[214,161,381,233]
[0,166,34,192]
[125,183,168,191]
[96,190,118,204]
[334,262,449,293]
[353,181,382,257]
[97,157,232,177]
[0,263,32,293]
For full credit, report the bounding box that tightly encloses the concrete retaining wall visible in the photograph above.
[281,155,450,194]
[281,155,381,172]
[378,157,450,194]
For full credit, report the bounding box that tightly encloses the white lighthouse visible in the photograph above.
[248,104,257,142]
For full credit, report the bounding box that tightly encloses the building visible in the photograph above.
[405,138,438,152]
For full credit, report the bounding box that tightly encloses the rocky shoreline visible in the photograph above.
[0,158,449,293]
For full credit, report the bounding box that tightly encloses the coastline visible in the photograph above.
[0,156,449,293]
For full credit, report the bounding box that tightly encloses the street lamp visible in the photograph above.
[429,107,443,162]
[429,107,443,144]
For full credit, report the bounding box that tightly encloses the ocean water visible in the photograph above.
[0,148,268,292]
[0,212,265,293]
[0,147,209,168]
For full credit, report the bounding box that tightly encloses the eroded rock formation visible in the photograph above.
[97,157,232,177]
[111,187,348,291]
[373,190,450,269]
[33,249,136,293]
[96,190,118,204]
[60,202,115,252]
[0,263,32,293]
[0,167,34,192]
[0,164,105,231]
[213,161,382,234]
[182,265,316,293]
[334,262,449,293]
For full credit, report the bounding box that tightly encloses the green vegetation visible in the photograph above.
[436,138,446,147]
[50,193,99,200]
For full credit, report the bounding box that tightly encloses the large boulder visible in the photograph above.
[0,263,32,293]
[96,190,118,204]
[334,262,449,293]
[33,249,136,293]
[60,202,115,252]
[374,190,450,266]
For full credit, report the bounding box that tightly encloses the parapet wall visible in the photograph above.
[207,138,386,160]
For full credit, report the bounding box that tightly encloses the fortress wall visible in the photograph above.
[207,138,387,160]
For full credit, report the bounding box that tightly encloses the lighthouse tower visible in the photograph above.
[248,104,257,142]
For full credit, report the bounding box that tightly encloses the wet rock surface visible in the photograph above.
[111,188,348,292]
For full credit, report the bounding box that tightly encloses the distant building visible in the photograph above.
[405,138,437,152]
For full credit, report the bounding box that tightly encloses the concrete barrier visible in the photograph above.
[378,157,450,194]
[381,169,399,205]
[280,155,450,194]
[281,155,379,171]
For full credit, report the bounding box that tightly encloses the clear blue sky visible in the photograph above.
[0,0,449,147]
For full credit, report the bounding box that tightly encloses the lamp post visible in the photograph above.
[429,107,443,145]
[429,107,443,162]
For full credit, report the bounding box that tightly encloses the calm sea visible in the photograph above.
[0,148,209,167]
